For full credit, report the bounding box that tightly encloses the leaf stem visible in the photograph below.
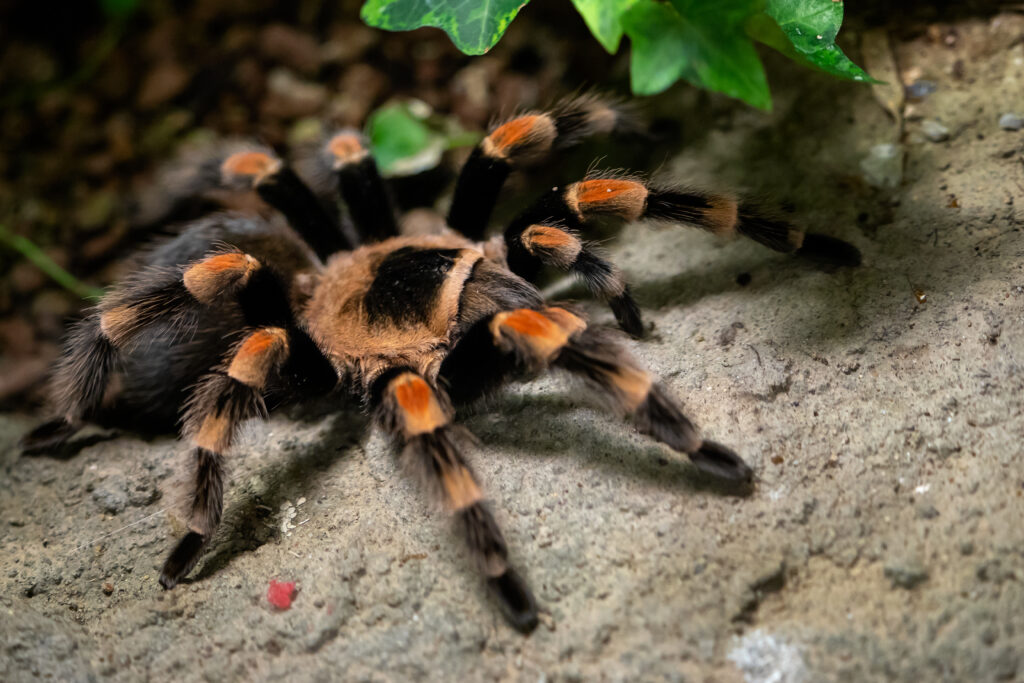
[0,224,105,301]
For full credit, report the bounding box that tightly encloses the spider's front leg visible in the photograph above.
[157,251,335,586]
[504,176,862,337]
[370,368,539,633]
[440,307,752,482]
[160,327,291,587]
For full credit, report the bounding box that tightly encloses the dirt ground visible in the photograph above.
[2,7,1023,683]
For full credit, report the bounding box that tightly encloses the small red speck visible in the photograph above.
[267,580,296,609]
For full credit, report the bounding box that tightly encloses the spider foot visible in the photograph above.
[20,418,80,455]
[488,567,539,634]
[690,440,753,483]
[159,531,206,589]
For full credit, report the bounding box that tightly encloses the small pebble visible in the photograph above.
[905,79,937,100]
[921,119,949,142]
[860,143,904,189]
[884,559,929,589]
[998,113,1022,131]
[102,582,114,595]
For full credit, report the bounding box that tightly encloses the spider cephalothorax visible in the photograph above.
[22,95,859,632]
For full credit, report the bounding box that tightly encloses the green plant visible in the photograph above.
[366,100,481,176]
[0,225,104,301]
[360,0,874,110]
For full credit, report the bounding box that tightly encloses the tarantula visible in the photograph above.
[22,95,859,633]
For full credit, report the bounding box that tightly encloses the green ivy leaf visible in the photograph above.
[621,1,689,95]
[750,0,876,83]
[570,0,635,53]
[366,101,481,176]
[623,0,771,110]
[366,102,437,175]
[360,0,529,55]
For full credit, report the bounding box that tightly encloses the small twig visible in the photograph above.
[0,224,104,301]
[70,507,170,553]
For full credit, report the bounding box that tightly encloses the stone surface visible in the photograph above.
[859,143,904,188]
[2,12,1023,683]
[921,118,950,142]
[997,112,1022,131]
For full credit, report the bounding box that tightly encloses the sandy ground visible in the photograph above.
[2,12,1023,683]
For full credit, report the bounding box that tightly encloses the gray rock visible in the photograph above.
[905,79,938,99]
[0,597,98,682]
[998,113,1023,131]
[860,143,904,188]
[885,559,929,589]
[90,474,129,514]
[921,119,950,142]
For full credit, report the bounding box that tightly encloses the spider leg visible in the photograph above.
[20,315,118,453]
[159,326,290,588]
[370,368,538,633]
[220,149,354,258]
[447,94,633,240]
[503,223,643,337]
[504,176,862,335]
[298,131,399,243]
[141,142,354,258]
[440,307,752,482]
[22,247,333,453]
[20,262,191,453]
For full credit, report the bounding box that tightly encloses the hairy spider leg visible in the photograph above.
[447,94,633,240]
[158,249,335,586]
[440,307,752,482]
[21,248,334,453]
[319,131,399,243]
[19,262,198,453]
[221,150,354,259]
[504,177,863,336]
[159,326,289,588]
[370,367,539,633]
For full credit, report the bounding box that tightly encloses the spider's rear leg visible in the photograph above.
[440,307,752,482]
[371,368,538,633]
[20,261,197,453]
[22,247,321,454]
[147,143,354,258]
[20,316,117,453]
[220,150,354,258]
[505,177,862,336]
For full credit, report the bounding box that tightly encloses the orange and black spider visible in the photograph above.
[21,95,859,633]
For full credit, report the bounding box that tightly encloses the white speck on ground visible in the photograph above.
[728,630,808,683]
